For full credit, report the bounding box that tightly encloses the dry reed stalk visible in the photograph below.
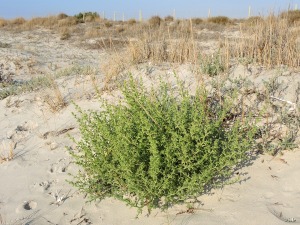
[226,13,300,69]
[102,26,199,85]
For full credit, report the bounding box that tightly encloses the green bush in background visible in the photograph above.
[74,12,100,23]
[70,77,257,213]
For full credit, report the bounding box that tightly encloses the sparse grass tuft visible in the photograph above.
[0,141,15,164]
[0,66,91,100]
[43,75,67,112]
[60,28,71,40]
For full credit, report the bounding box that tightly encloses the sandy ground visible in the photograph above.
[0,27,300,225]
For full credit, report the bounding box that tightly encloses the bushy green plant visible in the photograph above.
[70,77,257,213]
[74,12,100,23]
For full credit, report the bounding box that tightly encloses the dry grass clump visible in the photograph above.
[101,52,130,87]
[44,78,67,112]
[84,27,101,38]
[191,18,203,25]
[0,141,15,163]
[10,17,26,25]
[0,18,8,27]
[104,21,113,28]
[96,38,129,50]
[148,16,162,27]
[280,9,300,25]
[102,28,198,84]
[127,18,137,25]
[5,13,79,30]
[164,16,174,22]
[57,13,69,20]
[225,14,300,68]
[60,28,71,40]
[128,36,197,64]
[244,16,264,26]
[58,16,78,27]
[116,26,125,33]
[207,16,231,25]
[24,16,58,29]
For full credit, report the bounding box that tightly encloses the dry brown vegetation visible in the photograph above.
[225,13,300,68]
[10,17,26,25]
[1,10,299,81]
[43,77,67,112]
[148,16,162,27]
[280,9,300,25]
[95,12,299,85]
[0,141,15,164]
[0,18,8,27]
[207,16,232,25]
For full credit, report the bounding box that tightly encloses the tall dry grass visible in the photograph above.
[10,17,26,25]
[224,13,300,68]
[101,22,199,84]
[280,9,300,25]
[127,34,197,64]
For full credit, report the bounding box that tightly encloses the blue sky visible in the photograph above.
[0,0,299,20]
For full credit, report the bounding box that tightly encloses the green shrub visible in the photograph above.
[70,77,257,213]
[74,12,100,23]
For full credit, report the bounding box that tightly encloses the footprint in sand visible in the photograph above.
[16,200,37,213]
[29,180,57,193]
[23,201,37,210]
[48,161,70,174]
[7,120,38,143]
